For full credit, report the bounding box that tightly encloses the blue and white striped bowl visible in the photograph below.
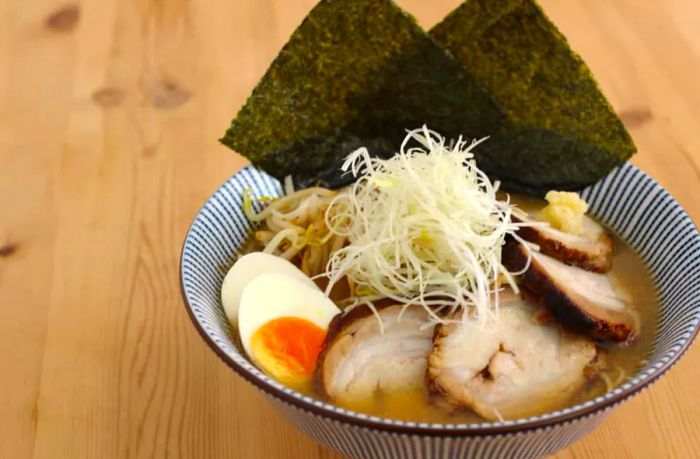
[180,163,700,458]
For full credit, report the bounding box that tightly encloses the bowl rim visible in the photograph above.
[180,163,700,436]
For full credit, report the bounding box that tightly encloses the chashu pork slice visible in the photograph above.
[513,212,614,272]
[316,304,434,403]
[428,291,601,421]
[503,242,637,342]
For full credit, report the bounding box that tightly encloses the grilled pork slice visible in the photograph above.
[513,212,614,272]
[315,304,434,402]
[503,242,637,342]
[428,291,600,421]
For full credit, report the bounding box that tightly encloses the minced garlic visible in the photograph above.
[539,191,589,235]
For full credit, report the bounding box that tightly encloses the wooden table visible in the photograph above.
[1,0,699,457]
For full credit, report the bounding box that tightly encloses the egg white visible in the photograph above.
[220,252,316,327]
[238,272,341,359]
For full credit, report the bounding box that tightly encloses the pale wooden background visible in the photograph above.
[1,0,699,457]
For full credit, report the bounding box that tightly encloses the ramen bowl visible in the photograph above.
[180,163,700,459]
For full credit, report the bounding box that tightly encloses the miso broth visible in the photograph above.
[232,195,657,423]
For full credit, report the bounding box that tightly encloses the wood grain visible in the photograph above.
[1,0,699,457]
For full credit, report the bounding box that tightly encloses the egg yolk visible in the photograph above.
[250,317,326,387]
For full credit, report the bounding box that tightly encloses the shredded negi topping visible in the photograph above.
[323,126,531,325]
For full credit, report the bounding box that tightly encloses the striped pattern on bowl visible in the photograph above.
[180,162,700,458]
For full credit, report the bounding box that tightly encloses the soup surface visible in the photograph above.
[320,235,656,423]
[231,195,658,423]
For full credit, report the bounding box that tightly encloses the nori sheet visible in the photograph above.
[220,0,502,189]
[222,0,636,195]
[430,0,636,194]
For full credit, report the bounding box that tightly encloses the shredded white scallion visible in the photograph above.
[323,126,531,325]
[283,175,295,195]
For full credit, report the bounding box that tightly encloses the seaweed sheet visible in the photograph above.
[223,0,636,195]
[220,0,502,189]
[431,0,636,194]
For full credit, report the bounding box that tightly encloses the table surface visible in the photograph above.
[2,0,700,457]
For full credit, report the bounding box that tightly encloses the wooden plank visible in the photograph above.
[0,0,79,456]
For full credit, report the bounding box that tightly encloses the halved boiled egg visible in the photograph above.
[238,272,340,387]
[221,252,316,327]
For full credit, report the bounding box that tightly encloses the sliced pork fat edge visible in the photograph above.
[315,304,435,403]
[428,289,602,421]
[513,212,614,273]
[502,241,638,342]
